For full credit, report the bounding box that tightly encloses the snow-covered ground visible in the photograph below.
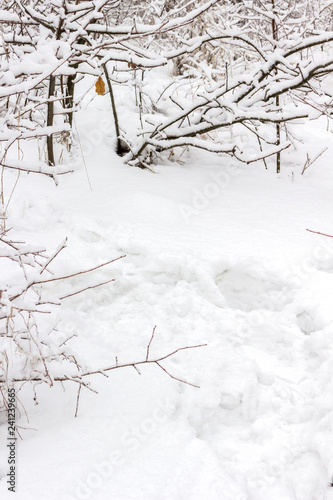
[1,87,333,500]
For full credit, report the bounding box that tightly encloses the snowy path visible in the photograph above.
[1,108,333,500]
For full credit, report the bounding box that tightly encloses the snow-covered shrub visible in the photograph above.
[0,226,202,423]
[0,0,220,170]
[0,231,84,415]
[126,0,333,171]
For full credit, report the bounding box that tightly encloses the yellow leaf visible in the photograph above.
[95,76,105,96]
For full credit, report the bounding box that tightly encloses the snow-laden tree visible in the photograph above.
[126,0,333,171]
[0,0,220,172]
[2,0,333,173]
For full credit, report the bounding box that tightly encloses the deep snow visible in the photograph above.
[1,87,333,500]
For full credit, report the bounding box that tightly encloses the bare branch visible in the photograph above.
[306,229,333,238]
[59,279,116,300]
[35,255,125,286]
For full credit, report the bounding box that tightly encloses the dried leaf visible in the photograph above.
[95,76,105,96]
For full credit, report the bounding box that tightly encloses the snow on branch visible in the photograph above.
[125,1,333,167]
[83,0,221,36]
[2,0,333,172]
[0,231,125,414]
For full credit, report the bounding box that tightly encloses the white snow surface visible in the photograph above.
[1,93,333,500]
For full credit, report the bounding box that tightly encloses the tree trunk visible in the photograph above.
[272,0,280,173]
[47,75,56,166]
[103,63,128,156]
[66,74,75,128]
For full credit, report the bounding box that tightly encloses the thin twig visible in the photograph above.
[133,365,141,375]
[146,325,156,361]
[35,255,125,285]
[155,361,199,388]
[40,238,68,274]
[60,279,115,300]
[75,384,81,418]
[10,255,126,301]
[59,334,78,347]
[301,147,328,175]
[306,229,333,238]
